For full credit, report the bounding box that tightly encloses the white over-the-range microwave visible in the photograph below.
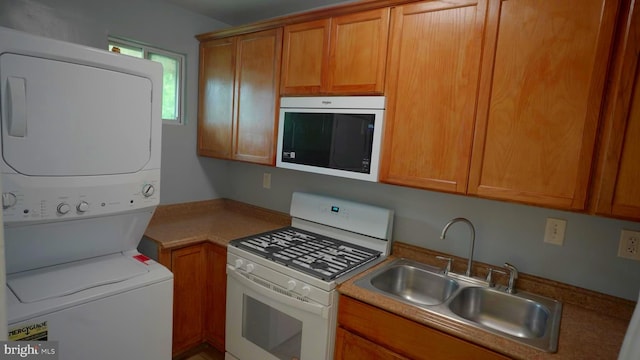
[276,96,385,182]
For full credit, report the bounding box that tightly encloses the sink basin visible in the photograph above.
[447,286,550,339]
[368,262,459,306]
[355,259,458,306]
[353,258,563,353]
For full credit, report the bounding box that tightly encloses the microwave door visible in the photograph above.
[283,112,332,167]
[329,114,374,173]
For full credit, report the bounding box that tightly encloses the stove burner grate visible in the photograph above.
[230,227,382,281]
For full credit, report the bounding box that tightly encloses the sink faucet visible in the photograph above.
[504,262,519,294]
[440,217,475,277]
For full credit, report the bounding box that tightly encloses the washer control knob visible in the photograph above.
[57,203,71,215]
[76,201,89,213]
[2,193,17,209]
[234,259,244,269]
[245,263,255,273]
[142,184,155,197]
[287,280,297,291]
[301,285,311,296]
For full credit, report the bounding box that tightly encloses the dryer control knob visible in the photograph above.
[77,201,89,213]
[301,285,311,296]
[142,184,155,197]
[57,203,71,215]
[245,264,255,273]
[287,280,297,291]
[2,193,17,209]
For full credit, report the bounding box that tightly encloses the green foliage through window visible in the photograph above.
[108,38,184,124]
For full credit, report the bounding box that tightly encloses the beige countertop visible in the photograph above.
[144,199,635,359]
[144,198,291,249]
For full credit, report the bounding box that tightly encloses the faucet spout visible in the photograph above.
[440,217,475,277]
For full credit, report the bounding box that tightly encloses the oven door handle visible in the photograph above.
[227,266,328,318]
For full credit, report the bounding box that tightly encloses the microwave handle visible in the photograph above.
[227,265,328,318]
[7,77,27,137]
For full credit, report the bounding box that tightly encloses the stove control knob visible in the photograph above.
[76,201,89,213]
[301,285,311,296]
[246,263,255,273]
[287,280,297,291]
[57,203,71,215]
[234,259,244,269]
[2,192,17,209]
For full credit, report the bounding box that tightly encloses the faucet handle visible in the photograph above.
[504,262,519,294]
[435,256,453,275]
[485,268,507,287]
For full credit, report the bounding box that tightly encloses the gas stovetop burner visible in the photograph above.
[230,227,382,281]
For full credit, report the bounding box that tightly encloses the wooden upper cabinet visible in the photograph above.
[281,19,329,94]
[594,0,640,220]
[468,0,620,210]
[198,28,282,165]
[198,38,235,159]
[327,9,390,93]
[233,29,282,164]
[379,0,488,193]
[281,8,390,95]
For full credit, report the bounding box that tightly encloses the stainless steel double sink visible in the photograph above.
[353,258,562,352]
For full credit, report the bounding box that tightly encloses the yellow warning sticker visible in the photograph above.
[8,321,48,341]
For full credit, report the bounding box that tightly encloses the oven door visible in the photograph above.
[226,266,335,360]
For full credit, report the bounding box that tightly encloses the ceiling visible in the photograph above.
[162,0,356,26]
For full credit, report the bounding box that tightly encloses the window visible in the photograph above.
[108,37,185,125]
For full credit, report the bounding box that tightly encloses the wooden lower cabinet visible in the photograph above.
[204,242,227,351]
[158,242,227,356]
[335,327,409,360]
[336,295,509,360]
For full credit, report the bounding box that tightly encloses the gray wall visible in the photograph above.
[224,161,640,301]
[0,0,232,204]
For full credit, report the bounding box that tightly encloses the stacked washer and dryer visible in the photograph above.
[0,26,173,359]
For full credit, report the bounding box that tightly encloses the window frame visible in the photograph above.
[108,37,185,125]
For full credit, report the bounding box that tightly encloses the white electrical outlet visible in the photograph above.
[544,218,566,245]
[618,230,640,261]
[262,172,271,189]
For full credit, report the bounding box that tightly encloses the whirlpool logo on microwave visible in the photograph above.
[283,151,296,159]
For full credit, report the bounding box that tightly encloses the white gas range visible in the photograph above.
[225,192,394,360]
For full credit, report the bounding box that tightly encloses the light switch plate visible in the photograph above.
[262,172,271,189]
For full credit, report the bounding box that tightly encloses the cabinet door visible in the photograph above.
[232,28,282,164]
[171,244,206,355]
[380,0,488,193]
[198,38,235,158]
[327,8,390,94]
[204,243,227,352]
[594,1,640,220]
[468,0,619,210]
[281,19,330,95]
[335,327,409,360]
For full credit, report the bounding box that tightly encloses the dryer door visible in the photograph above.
[0,53,153,176]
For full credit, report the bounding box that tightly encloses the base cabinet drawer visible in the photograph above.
[335,327,409,360]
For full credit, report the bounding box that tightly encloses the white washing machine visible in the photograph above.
[7,250,172,359]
